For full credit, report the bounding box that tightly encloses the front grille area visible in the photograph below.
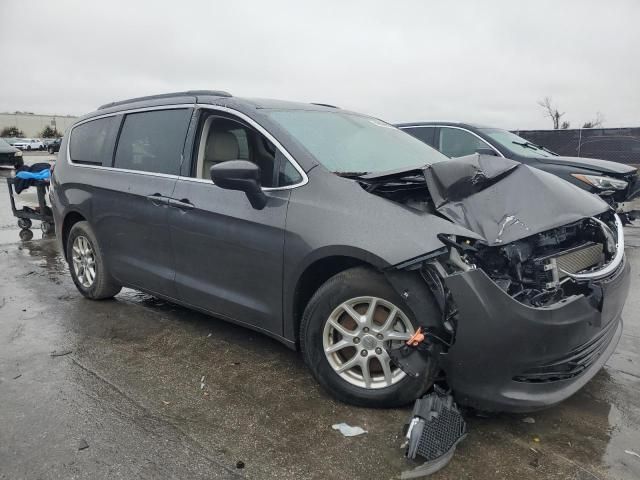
[554,242,604,278]
[513,318,619,383]
[527,242,604,289]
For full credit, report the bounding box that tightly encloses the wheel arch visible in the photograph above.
[61,211,87,260]
[287,249,388,347]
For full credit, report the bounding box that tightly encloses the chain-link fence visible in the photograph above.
[513,128,640,167]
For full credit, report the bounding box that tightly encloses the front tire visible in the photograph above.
[66,221,121,299]
[300,267,437,408]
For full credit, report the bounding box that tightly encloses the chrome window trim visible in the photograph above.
[66,104,193,179]
[399,125,505,158]
[189,104,308,191]
[66,103,309,191]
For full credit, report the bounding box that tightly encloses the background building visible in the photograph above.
[0,112,78,137]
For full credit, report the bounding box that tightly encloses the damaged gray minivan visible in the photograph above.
[51,91,630,412]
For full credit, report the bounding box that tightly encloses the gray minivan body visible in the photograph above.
[51,92,629,412]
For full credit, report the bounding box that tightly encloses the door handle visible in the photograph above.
[168,198,194,210]
[146,193,168,206]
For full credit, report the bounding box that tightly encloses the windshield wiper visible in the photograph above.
[512,140,541,151]
[512,140,558,156]
[333,171,369,178]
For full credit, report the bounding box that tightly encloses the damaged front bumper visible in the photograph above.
[441,255,629,412]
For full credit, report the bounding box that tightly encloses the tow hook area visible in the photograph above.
[401,387,467,479]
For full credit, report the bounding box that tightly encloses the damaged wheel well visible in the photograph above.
[293,255,368,344]
[61,211,86,260]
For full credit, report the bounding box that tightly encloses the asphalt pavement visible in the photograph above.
[1,157,639,479]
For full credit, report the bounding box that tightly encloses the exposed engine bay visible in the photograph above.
[455,212,619,306]
[357,154,623,308]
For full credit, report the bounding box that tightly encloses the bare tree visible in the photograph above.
[582,112,604,129]
[538,97,566,129]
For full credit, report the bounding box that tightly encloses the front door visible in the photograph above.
[169,109,303,335]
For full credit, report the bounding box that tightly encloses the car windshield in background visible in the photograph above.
[266,110,447,174]
[479,128,558,158]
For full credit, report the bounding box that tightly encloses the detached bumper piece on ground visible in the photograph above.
[401,388,467,479]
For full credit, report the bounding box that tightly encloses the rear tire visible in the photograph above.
[300,267,438,408]
[66,221,121,300]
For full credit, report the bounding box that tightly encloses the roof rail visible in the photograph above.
[98,90,232,110]
[310,102,340,109]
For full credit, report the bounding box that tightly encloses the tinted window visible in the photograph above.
[70,116,118,165]
[438,128,490,158]
[403,126,436,146]
[114,109,191,175]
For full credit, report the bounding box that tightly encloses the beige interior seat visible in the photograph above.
[201,130,240,178]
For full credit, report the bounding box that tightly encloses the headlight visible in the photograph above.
[14,150,23,157]
[571,173,628,191]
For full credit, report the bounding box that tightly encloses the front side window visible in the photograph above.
[438,128,491,158]
[194,113,302,188]
[114,109,191,175]
[266,110,447,174]
[70,116,119,165]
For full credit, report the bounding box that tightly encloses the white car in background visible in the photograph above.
[13,138,45,151]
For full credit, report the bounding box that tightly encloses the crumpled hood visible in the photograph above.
[424,154,610,246]
[535,155,636,175]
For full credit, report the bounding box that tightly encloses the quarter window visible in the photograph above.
[438,128,491,158]
[114,109,191,175]
[69,116,119,165]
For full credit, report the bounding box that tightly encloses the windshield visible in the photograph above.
[479,128,558,158]
[266,110,447,174]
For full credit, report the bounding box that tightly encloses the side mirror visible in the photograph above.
[210,160,268,210]
[475,148,498,156]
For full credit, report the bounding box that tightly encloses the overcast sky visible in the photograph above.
[1,0,638,129]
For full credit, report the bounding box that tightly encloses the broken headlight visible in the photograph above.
[571,173,627,191]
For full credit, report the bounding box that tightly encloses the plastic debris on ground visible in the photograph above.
[400,387,467,479]
[521,417,536,424]
[78,439,89,450]
[625,450,640,459]
[331,423,368,437]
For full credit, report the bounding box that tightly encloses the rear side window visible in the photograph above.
[403,126,436,146]
[69,116,119,165]
[114,109,191,175]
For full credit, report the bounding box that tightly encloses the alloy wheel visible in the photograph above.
[72,235,96,288]
[323,296,414,389]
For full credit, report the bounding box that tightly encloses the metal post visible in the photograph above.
[578,128,582,157]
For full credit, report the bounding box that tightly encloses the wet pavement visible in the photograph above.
[1,161,639,479]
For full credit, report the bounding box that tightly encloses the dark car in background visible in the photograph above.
[0,137,24,167]
[46,138,62,154]
[51,91,629,412]
[397,122,639,208]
